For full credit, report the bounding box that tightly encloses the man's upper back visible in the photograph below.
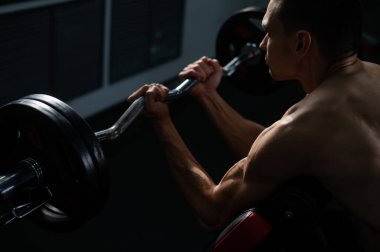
[285,59,380,231]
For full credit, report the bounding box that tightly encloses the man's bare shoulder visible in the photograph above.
[363,60,380,75]
[246,103,323,177]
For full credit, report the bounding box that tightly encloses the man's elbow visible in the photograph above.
[196,211,231,232]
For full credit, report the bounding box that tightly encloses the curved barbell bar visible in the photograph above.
[95,43,261,142]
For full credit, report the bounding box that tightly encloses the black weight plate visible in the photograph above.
[216,6,281,95]
[23,94,108,231]
[0,98,107,231]
[23,94,108,205]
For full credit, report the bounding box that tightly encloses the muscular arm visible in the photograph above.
[180,57,265,158]
[152,115,301,231]
[195,89,265,159]
[152,118,221,229]
[131,83,304,232]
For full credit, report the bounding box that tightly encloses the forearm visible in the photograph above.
[196,90,265,158]
[151,118,222,228]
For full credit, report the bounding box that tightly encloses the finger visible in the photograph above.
[193,64,207,82]
[195,57,213,81]
[197,58,214,79]
[209,59,222,72]
[153,84,169,102]
[179,68,202,80]
[159,85,169,101]
[128,84,150,104]
[180,63,208,81]
[144,84,168,109]
[144,85,160,111]
[179,69,203,81]
[179,57,208,80]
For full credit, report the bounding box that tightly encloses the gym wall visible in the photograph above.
[0,0,267,118]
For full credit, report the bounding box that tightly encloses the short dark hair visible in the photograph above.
[275,0,362,62]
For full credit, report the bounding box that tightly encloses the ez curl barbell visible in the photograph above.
[0,42,262,232]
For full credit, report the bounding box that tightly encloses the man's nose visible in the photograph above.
[259,34,268,51]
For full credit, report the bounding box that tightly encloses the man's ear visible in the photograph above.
[295,30,311,56]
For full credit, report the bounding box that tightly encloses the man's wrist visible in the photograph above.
[194,89,219,105]
[150,116,172,128]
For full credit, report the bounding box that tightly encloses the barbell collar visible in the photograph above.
[0,158,43,202]
[95,43,261,142]
[0,186,53,226]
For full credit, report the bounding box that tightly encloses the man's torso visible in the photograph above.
[246,60,380,247]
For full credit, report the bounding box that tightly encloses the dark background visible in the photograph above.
[0,0,380,251]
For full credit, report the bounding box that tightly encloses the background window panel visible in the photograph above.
[360,1,380,63]
[150,0,184,65]
[110,0,185,84]
[0,10,50,105]
[51,0,104,101]
[110,0,150,83]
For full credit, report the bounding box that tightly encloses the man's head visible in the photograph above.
[276,0,362,61]
[260,0,362,81]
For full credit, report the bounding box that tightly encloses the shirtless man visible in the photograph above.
[129,0,380,249]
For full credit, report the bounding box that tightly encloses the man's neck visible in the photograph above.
[298,54,359,94]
